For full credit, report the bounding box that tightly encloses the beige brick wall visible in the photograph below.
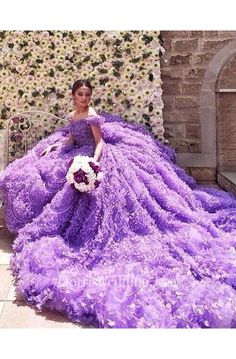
[161,30,236,151]
[160,30,236,182]
[217,93,236,171]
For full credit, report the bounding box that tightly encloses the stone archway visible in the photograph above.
[200,40,236,194]
[200,40,236,163]
[215,55,236,171]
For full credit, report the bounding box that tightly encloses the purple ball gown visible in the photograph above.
[1,111,236,328]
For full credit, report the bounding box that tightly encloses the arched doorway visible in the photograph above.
[200,40,236,194]
[216,55,236,172]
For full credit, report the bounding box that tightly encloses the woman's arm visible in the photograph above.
[40,115,74,156]
[90,124,104,162]
[88,107,104,161]
[40,132,74,156]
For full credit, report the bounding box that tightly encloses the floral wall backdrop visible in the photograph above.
[0,30,165,170]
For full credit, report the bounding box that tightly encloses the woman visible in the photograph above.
[1,79,236,328]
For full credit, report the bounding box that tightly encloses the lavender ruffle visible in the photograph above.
[86,115,106,126]
[1,112,236,328]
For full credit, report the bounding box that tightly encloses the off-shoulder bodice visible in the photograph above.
[67,114,105,147]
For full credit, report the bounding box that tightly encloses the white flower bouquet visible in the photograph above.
[66,155,104,192]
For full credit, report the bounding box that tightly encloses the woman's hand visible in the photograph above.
[40,144,60,157]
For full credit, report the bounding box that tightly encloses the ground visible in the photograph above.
[0,207,85,329]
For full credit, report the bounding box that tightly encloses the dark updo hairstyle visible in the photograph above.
[72,79,93,95]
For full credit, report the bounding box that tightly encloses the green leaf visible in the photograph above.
[94,98,101,105]
[130,57,141,63]
[149,104,153,112]
[84,55,91,62]
[48,69,55,77]
[32,91,40,97]
[0,31,6,39]
[143,52,151,59]
[53,104,60,111]
[92,61,100,68]
[99,77,109,85]
[113,51,123,58]
[98,68,108,74]
[42,91,49,97]
[18,89,24,97]
[112,69,121,78]
[142,113,150,120]
[142,34,153,44]
[57,93,65,98]
[148,73,154,81]
[76,62,83,69]
[89,41,95,48]
[100,54,106,62]
[115,90,122,97]
[123,33,132,42]
[112,60,124,69]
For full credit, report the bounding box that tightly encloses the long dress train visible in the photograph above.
[1,111,236,328]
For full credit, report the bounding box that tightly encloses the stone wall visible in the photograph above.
[160,30,236,183]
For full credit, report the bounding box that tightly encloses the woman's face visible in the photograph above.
[73,85,92,109]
